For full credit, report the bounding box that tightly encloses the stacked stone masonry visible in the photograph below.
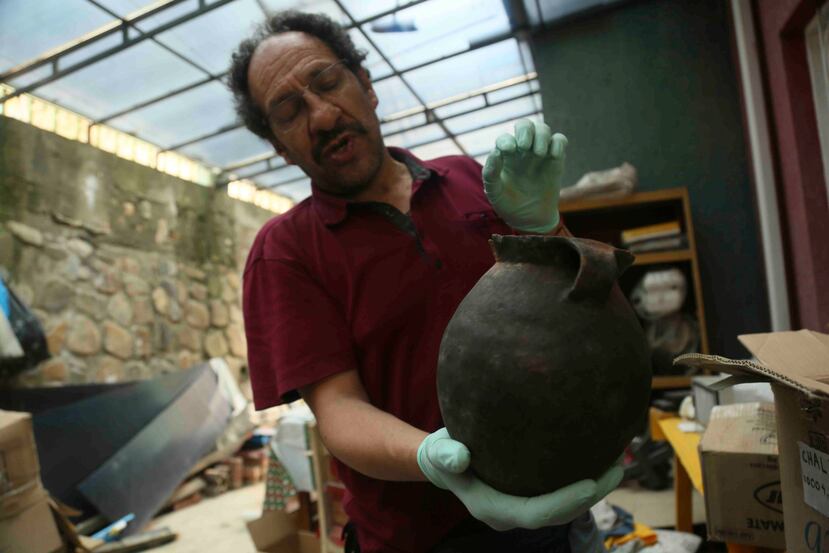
[0,117,274,387]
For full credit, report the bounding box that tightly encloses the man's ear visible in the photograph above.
[357,68,378,109]
[269,137,294,165]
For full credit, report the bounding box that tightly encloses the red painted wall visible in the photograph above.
[753,0,829,332]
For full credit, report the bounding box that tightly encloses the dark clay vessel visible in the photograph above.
[437,235,651,497]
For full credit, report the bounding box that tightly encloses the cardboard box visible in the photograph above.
[699,402,784,547]
[677,330,829,553]
[0,410,64,553]
[693,376,738,425]
[0,490,63,553]
[0,410,40,494]
[246,509,320,553]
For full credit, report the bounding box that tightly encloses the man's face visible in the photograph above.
[248,32,385,197]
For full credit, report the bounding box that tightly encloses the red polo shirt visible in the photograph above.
[243,148,563,553]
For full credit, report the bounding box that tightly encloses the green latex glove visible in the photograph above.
[482,119,568,234]
[417,428,623,532]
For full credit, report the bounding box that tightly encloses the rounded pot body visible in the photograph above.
[437,235,651,496]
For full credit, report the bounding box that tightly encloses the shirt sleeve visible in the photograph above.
[243,257,358,410]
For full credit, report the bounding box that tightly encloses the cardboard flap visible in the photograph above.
[739,330,829,398]
[674,353,774,382]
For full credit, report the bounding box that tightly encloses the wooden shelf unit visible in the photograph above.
[560,187,709,366]
[632,249,693,266]
[651,376,693,390]
[308,421,345,553]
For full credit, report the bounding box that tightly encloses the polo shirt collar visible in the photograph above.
[312,147,448,226]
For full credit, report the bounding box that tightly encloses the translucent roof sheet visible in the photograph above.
[257,164,306,187]
[406,39,528,103]
[233,159,281,179]
[179,126,271,166]
[445,93,542,135]
[385,123,446,150]
[349,30,394,80]
[335,0,398,22]
[149,0,266,74]
[361,0,510,71]
[457,115,542,157]
[2,0,546,204]
[109,80,238,148]
[372,76,421,118]
[275,179,312,201]
[411,137,463,160]
[0,0,113,72]
[33,41,206,120]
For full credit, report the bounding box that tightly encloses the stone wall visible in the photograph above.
[0,116,275,386]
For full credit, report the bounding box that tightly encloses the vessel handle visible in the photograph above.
[566,239,634,302]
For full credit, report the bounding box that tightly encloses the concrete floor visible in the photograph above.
[607,483,706,528]
[148,483,266,553]
[146,481,704,552]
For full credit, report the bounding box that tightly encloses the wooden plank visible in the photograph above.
[652,376,692,389]
[681,188,710,353]
[308,421,329,553]
[674,455,693,532]
[93,528,176,552]
[560,187,686,213]
[632,249,693,266]
[658,418,703,494]
[649,407,673,441]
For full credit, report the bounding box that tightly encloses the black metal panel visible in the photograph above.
[78,364,231,533]
[28,368,202,510]
[0,382,133,413]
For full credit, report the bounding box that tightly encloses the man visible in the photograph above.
[231,11,622,553]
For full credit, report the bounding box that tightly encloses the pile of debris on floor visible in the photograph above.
[0,358,279,553]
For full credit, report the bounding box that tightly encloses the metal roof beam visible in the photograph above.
[222,77,538,177]
[180,71,536,157]
[84,0,215,77]
[0,0,191,82]
[170,36,527,155]
[65,0,434,132]
[92,73,225,126]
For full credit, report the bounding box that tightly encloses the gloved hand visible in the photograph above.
[417,428,623,532]
[482,119,568,234]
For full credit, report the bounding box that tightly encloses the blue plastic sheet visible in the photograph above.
[0,278,9,318]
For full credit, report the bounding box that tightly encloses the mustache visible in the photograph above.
[312,122,367,164]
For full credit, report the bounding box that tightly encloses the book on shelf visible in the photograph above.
[627,235,688,253]
[621,221,681,246]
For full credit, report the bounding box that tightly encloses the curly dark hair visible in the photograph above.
[228,11,368,141]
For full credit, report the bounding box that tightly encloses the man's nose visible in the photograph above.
[304,91,341,133]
